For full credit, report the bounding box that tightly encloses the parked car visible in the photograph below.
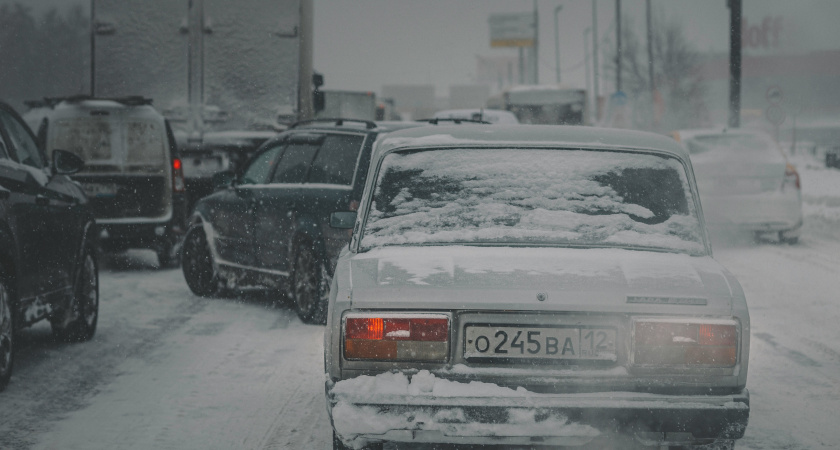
[432,108,519,124]
[24,96,188,266]
[181,119,427,323]
[674,128,803,243]
[0,101,99,392]
[324,125,751,449]
[175,129,279,212]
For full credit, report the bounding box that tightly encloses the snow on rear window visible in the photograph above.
[126,121,166,164]
[361,148,704,253]
[52,118,113,161]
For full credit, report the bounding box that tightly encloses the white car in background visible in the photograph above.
[325,125,750,449]
[431,108,519,124]
[674,128,803,244]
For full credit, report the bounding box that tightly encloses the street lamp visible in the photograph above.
[554,4,563,83]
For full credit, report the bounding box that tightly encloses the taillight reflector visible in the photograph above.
[634,320,738,367]
[784,163,801,190]
[344,314,449,361]
[172,158,185,192]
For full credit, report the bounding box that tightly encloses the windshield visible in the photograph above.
[686,133,779,156]
[362,148,704,253]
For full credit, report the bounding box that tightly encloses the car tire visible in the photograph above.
[778,231,799,245]
[51,250,99,342]
[182,226,219,297]
[292,243,330,325]
[333,431,383,450]
[157,240,180,269]
[0,267,14,392]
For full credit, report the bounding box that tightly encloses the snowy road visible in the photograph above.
[1,224,839,449]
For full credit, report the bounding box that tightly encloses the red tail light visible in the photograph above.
[349,200,360,212]
[172,158,185,193]
[633,319,738,367]
[344,314,449,361]
[783,163,800,191]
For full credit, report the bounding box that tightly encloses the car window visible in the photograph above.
[0,109,45,169]
[686,134,776,155]
[362,148,704,254]
[127,120,167,165]
[240,145,284,185]
[51,118,114,162]
[308,134,365,185]
[271,142,320,184]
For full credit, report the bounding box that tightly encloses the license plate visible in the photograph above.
[464,326,616,361]
[82,183,118,198]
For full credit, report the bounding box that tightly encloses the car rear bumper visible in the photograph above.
[702,192,802,231]
[328,387,750,447]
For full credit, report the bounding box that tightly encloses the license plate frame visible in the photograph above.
[464,325,616,361]
[82,182,118,198]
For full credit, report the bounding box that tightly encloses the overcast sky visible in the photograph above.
[15,0,840,97]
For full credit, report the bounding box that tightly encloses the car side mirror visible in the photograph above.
[212,170,236,190]
[330,211,356,229]
[52,149,84,175]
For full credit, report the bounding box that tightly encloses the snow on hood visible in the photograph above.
[347,246,734,312]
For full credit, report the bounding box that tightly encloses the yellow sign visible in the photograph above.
[491,39,535,48]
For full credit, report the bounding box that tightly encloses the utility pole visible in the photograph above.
[584,27,592,122]
[90,0,95,96]
[187,0,206,136]
[646,0,655,113]
[728,0,742,128]
[532,0,539,84]
[615,0,622,92]
[554,4,563,83]
[592,0,600,119]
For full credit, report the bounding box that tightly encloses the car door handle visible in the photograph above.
[35,195,50,206]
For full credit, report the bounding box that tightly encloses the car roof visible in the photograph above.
[374,124,690,160]
[35,98,165,121]
[290,119,427,134]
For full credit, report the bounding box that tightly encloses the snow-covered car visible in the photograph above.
[324,125,750,449]
[674,128,803,243]
[431,108,519,124]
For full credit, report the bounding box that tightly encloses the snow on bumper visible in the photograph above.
[327,371,750,448]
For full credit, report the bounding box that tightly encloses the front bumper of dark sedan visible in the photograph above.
[328,388,749,447]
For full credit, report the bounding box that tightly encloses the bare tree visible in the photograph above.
[604,14,709,131]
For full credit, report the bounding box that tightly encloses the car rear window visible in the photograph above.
[685,134,777,156]
[126,120,167,164]
[361,148,704,254]
[50,118,167,167]
[51,118,114,162]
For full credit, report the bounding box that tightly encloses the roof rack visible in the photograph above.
[23,95,154,109]
[417,118,491,125]
[289,118,377,129]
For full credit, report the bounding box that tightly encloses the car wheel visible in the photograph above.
[292,244,330,325]
[181,226,218,297]
[157,240,180,269]
[52,250,99,342]
[333,431,383,450]
[778,231,799,245]
[0,269,14,392]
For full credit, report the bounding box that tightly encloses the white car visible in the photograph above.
[432,108,519,124]
[324,125,750,449]
[674,128,803,243]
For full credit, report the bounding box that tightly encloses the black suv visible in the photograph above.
[181,120,424,323]
[0,101,99,392]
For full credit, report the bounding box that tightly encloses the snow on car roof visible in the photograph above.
[376,125,690,159]
[46,100,164,121]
